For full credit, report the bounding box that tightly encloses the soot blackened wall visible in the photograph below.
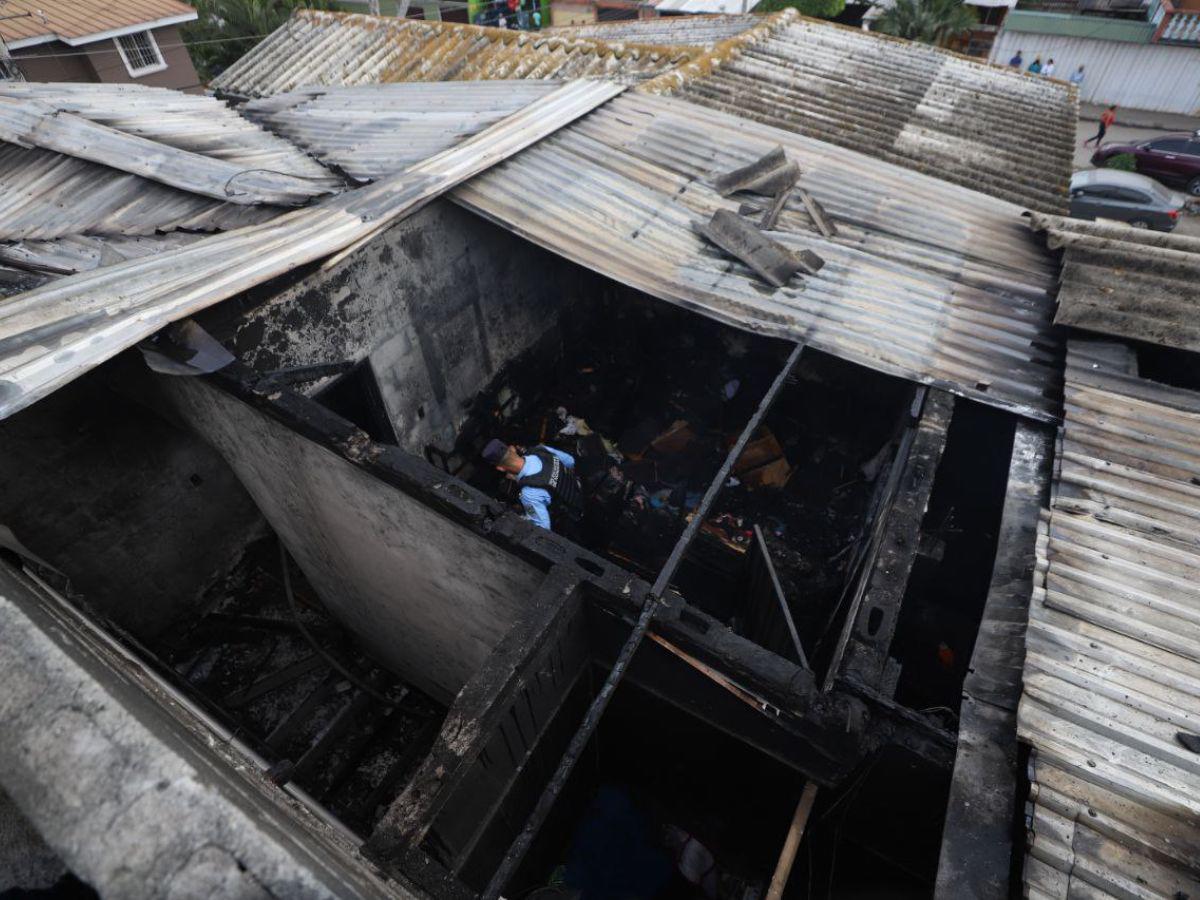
[218,200,584,455]
[0,373,263,641]
[158,375,543,704]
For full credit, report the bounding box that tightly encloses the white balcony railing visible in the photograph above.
[1152,0,1200,41]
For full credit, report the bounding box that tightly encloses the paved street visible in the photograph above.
[1073,106,1200,237]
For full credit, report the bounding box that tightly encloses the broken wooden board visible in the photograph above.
[696,209,802,288]
[714,146,787,196]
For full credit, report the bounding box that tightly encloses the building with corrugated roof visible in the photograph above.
[0,16,1196,899]
[0,0,201,91]
[214,9,1077,213]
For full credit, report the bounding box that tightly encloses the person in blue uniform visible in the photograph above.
[482,438,585,533]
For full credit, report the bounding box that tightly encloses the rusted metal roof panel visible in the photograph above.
[212,10,691,99]
[0,80,625,421]
[1030,213,1200,354]
[648,11,1075,214]
[0,0,195,46]
[1020,340,1200,898]
[448,92,1063,421]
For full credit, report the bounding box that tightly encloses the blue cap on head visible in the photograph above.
[482,439,509,465]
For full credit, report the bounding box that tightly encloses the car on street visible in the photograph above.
[1068,169,1187,231]
[1091,132,1200,196]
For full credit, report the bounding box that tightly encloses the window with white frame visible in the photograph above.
[114,31,166,77]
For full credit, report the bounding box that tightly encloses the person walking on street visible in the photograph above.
[1009,49,1024,68]
[1043,58,1056,77]
[1069,65,1085,86]
[1028,56,1042,74]
[1084,105,1117,147]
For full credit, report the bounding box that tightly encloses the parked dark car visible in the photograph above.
[1068,169,1186,231]
[1092,132,1200,196]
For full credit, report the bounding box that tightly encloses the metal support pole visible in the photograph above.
[481,344,804,899]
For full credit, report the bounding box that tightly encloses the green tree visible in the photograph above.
[872,0,976,46]
[185,0,329,82]
[756,0,847,21]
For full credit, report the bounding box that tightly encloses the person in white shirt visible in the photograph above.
[1043,58,1056,77]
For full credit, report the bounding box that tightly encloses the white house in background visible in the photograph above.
[988,0,1200,113]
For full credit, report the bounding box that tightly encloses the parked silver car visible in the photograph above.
[1069,169,1187,231]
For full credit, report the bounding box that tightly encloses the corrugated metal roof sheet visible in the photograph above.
[0,144,279,241]
[0,0,195,47]
[1021,340,1200,899]
[0,83,341,202]
[0,233,205,276]
[211,11,693,99]
[0,80,624,421]
[451,91,1064,421]
[241,81,562,182]
[649,11,1075,213]
[549,14,763,47]
[0,83,341,269]
[1029,213,1200,354]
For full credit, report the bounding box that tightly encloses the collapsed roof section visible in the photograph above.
[0,83,344,275]
[1021,341,1200,897]
[0,80,624,421]
[644,12,1075,213]
[211,10,695,100]
[1030,212,1200,354]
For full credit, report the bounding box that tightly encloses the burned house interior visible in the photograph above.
[0,182,1051,900]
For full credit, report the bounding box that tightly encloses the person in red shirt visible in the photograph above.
[1084,105,1117,147]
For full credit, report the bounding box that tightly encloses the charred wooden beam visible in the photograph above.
[224,653,325,708]
[365,566,587,862]
[826,388,954,692]
[934,421,1054,900]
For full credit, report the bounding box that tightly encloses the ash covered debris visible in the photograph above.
[163,537,445,837]
[449,291,794,577]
